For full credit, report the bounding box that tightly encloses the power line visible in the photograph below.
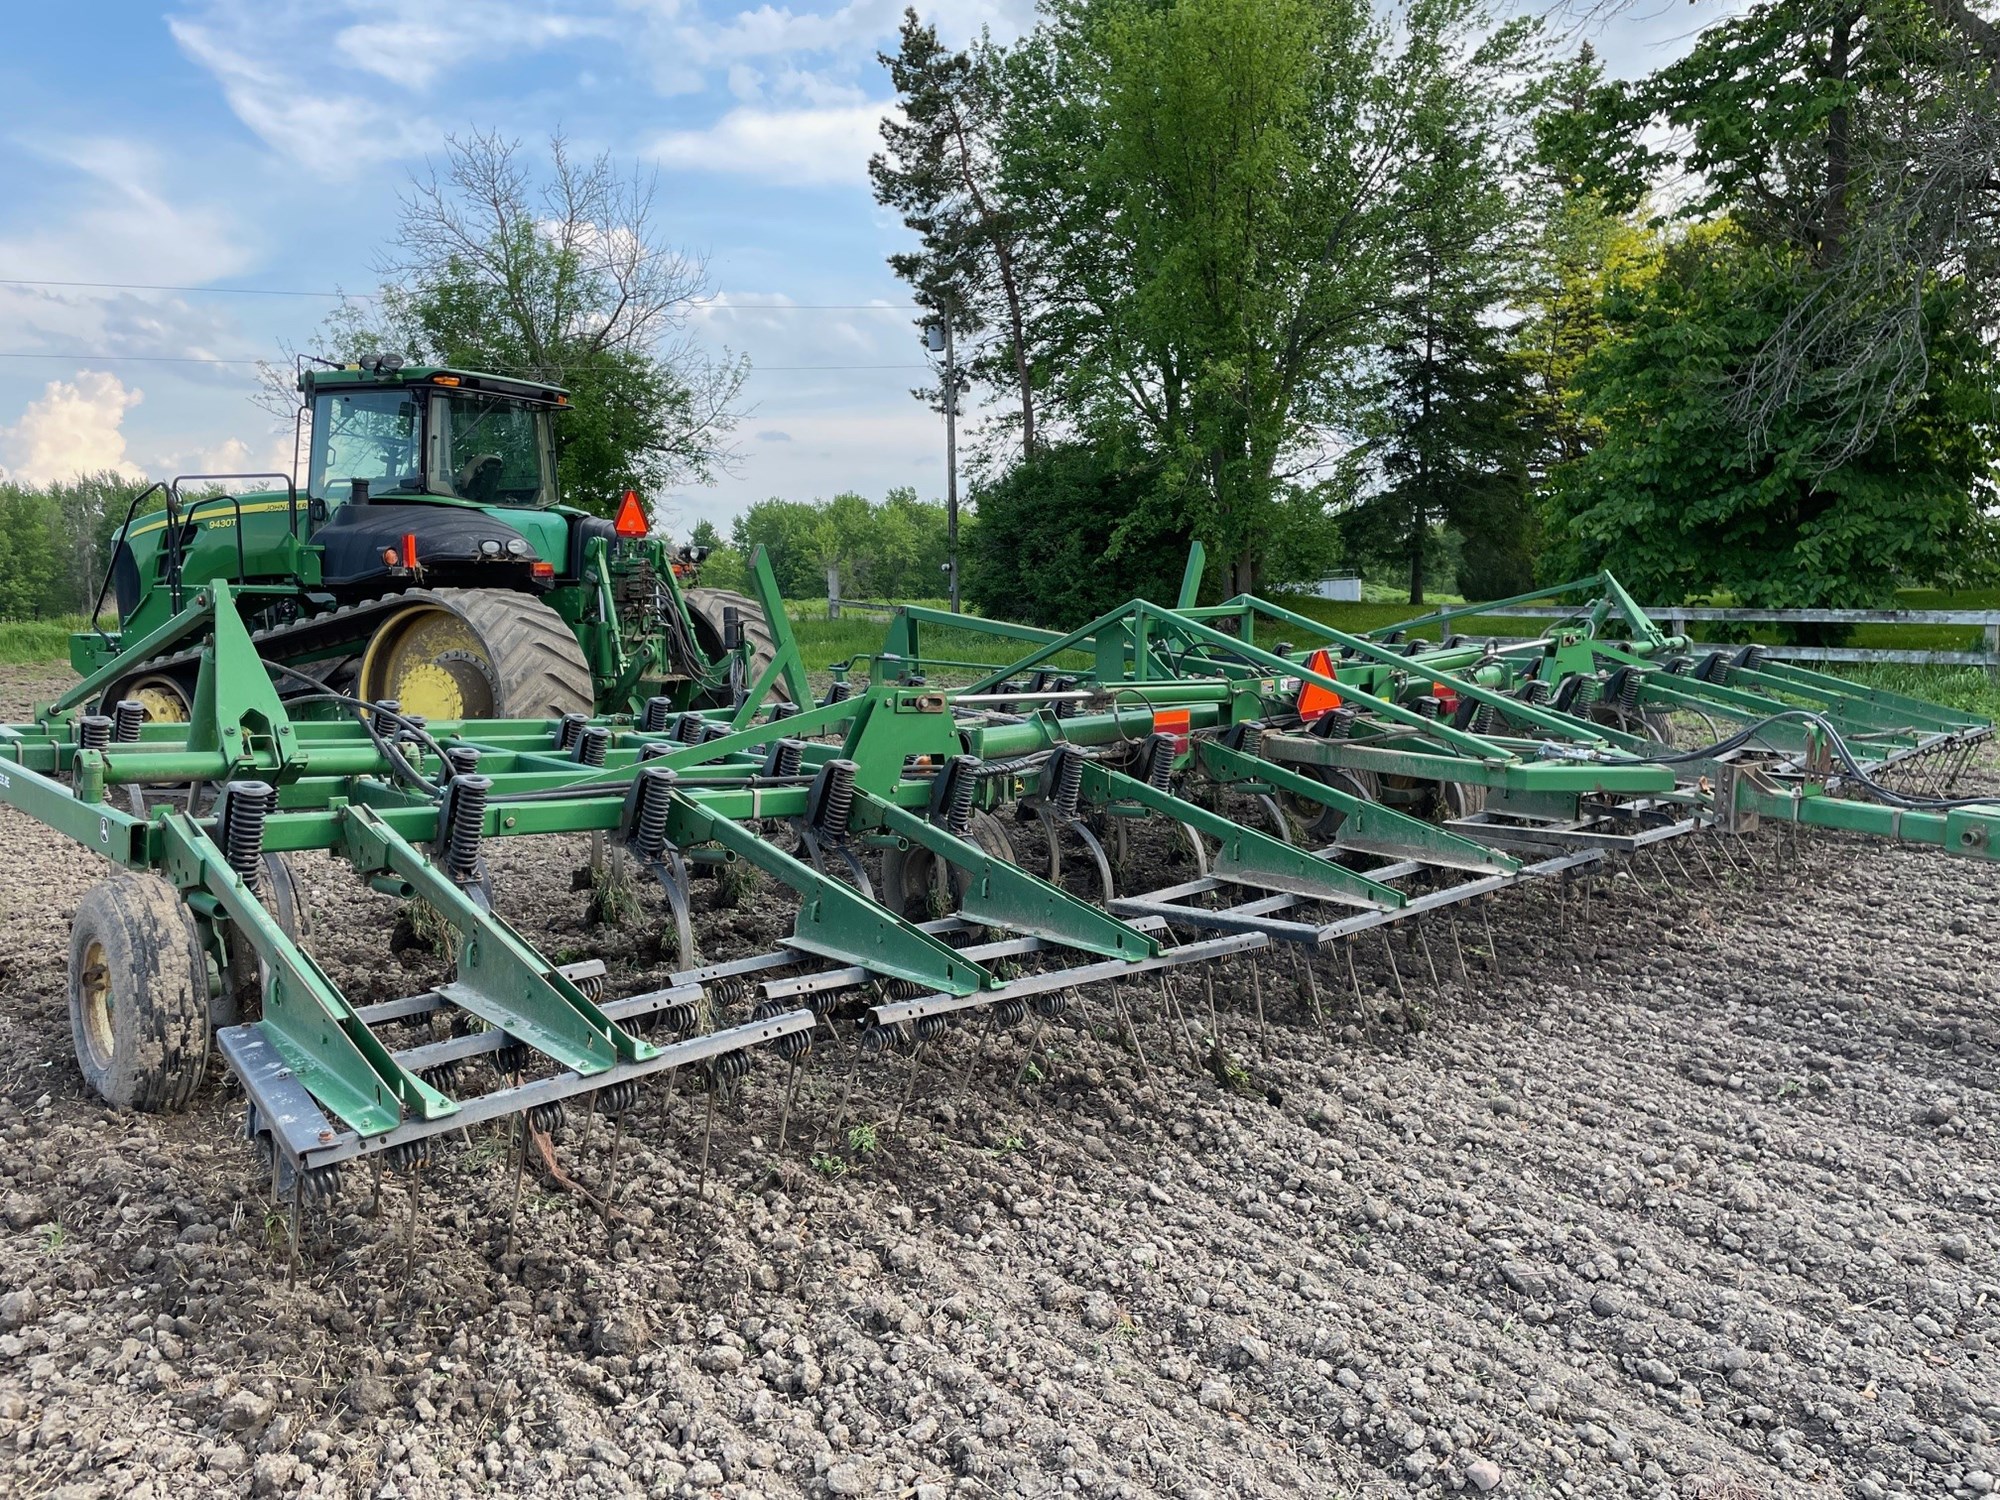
[0,276,924,310]
[0,350,932,371]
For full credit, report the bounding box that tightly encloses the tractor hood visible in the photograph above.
[316,502,549,592]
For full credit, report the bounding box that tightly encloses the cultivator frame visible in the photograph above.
[2,545,1994,1201]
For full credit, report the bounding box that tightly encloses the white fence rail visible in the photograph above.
[1485,605,2000,671]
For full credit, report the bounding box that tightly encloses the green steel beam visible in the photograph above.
[665,792,994,995]
[853,791,1159,960]
[1077,762,1407,909]
[1195,739,1519,874]
[157,812,453,1138]
[1361,574,1611,642]
[1177,541,1207,609]
[730,545,814,727]
[0,756,147,865]
[342,805,655,1075]
[1260,730,1677,794]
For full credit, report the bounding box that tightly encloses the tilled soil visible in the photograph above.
[0,662,1997,1500]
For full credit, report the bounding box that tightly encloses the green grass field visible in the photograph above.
[5,599,1996,720]
[0,618,85,667]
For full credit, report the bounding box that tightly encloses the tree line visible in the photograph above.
[861,0,2000,624]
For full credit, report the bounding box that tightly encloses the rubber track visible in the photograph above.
[110,588,592,719]
[68,874,210,1112]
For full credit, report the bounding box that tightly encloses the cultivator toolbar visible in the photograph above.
[2,544,1993,1211]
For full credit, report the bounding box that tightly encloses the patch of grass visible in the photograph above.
[811,1153,847,1179]
[0,617,88,666]
[846,1122,879,1156]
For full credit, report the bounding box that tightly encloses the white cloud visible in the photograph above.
[0,372,145,486]
[647,102,892,187]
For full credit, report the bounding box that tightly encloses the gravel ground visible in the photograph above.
[1,662,1997,1500]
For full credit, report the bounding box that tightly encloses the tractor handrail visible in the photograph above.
[88,481,169,643]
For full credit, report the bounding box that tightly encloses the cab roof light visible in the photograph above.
[431,375,461,387]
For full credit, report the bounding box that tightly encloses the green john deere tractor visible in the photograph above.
[74,359,790,725]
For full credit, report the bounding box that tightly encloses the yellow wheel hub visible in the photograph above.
[358,605,498,720]
[78,938,114,1071]
[127,675,190,724]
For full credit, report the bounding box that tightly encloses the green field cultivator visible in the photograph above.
[2,542,1993,1223]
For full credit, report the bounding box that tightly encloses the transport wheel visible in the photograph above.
[1290,767,1380,843]
[684,587,782,707]
[99,670,193,724]
[883,809,1017,921]
[224,853,308,1023]
[68,874,210,1112]
[357,589,593,720]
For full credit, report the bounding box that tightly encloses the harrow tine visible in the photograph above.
[1380,931,1406,1000]
[1480,904,1500,974]
[1344,939,1364,1006]
[506,1115,527,1258]
[1249,955,1270,1058]
[698,1085,717,1199]
[1447,915,1470,986]
[1413,924,1441,989]
[1113,984,1155,1085]
[778,1059,804,1149]
[1296,949,1324,1023]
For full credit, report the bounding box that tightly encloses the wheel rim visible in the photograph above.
[78,938,115,1071]
[358,605,498,719]
[127,675,190,724]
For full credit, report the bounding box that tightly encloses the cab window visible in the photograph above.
[431,394,555,507]
[306,390,423,500]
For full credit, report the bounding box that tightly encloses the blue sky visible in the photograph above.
[0,0,1717,539]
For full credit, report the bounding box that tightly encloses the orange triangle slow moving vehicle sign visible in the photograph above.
[1296,648,1343,722]
[614,488,650,538]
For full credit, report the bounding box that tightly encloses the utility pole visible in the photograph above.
[925,320,961,612]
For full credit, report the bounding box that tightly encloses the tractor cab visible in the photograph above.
[302,361,567,512]
[297,362,589,601]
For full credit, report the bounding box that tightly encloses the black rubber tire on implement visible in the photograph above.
[358,588,594,720]
[683,587,782,707]
[68,874,210,1112]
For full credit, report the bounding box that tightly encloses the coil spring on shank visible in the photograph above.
[596,1079,642,1115]
[765,739,804,778]
[1047,747,1085,819]
[642,696,675,733]
[444,745,481,780]
[993,997,1030,1028]
[526,1101,564,1134]
[707,974,750,1007]
[112,700,146,743]
[940,755,978,836]
[573,725,610,767]
[821,679,852,707]
[220,781,276,892]
[812,760,858,838]
[76,714,113,751]
[1141,734,1176,791]
[444,775,491,881]
[706,1049,753,1088]
[630,766,676,860]
[557,713,589,754]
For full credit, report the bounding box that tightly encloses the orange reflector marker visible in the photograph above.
[1432,681,1459,715]
[531,560,555,581]
[1153,707,1192,751]
[614,488,649,538]
[1297,649,1342,721]
[403,533,418,572]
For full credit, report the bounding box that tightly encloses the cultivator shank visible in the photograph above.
[3,549,1993,1204]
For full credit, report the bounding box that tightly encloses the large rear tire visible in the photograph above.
[357,589,594,720]
[69,874,210,1112]
[684,587,783,707]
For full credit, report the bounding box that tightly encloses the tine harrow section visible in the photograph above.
[2,559,1997,1211]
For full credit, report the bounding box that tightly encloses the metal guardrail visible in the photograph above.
[1486,604,2000,673]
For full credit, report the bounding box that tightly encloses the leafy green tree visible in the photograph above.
[998,0,1521,597]
[963,444,1191,628]
[871,9,1039,454]
[299,131,746,518]
[731,500,825,597]
[1543,222,1999,606]
[1586,0,2000,469]
[1341,10,1542,603]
